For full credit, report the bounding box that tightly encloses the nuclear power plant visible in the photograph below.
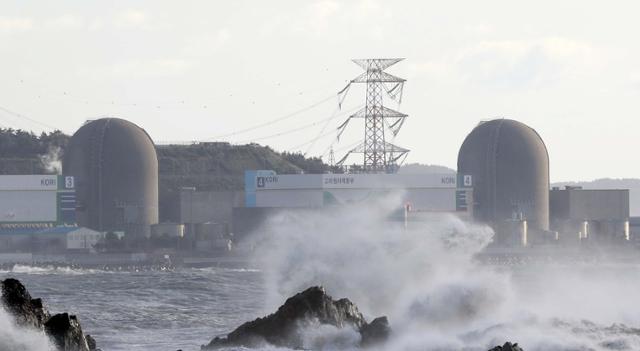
[458,119,550,231]
[458,119,628,246]
[232,118,629,247]
[0,59,635,260]
[63,118,159,238]
[0,115,632,256]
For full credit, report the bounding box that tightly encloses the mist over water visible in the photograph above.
[0,308,54,351]
[0,267,265,351]
[2,194,640,350]
[245,193,640,351]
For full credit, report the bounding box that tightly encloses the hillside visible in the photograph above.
[0,128,330,192]
[156,142,331,192]
[0,128,68,174]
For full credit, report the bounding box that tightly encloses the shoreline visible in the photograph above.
[0,245,639,271]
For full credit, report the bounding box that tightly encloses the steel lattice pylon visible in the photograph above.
[336,58,409,173]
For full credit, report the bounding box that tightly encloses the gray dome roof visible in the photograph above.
[63,118,158,236]
[457,119,549,230]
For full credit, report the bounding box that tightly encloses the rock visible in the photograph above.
[1,278,50,329]
[360,316,391,346]
[204,286,390,349]
[45,313,91,351]
[85,335,98,351]
[488,342,524,351]
[1,278,95,351]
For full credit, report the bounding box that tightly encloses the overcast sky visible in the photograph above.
[1,1,639,182]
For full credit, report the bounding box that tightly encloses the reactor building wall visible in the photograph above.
[457,119,550,233]
[62,118,159,237]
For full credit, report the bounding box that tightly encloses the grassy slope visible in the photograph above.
[157,142,312,192]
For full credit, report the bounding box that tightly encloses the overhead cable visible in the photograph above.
[0,105,58,130]
[207,94,337,140]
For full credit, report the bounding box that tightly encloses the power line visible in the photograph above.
[286,102,363,153]
[244,103,362,149]
[287,128,337,152]
[0,113,14,129]
[234,105,358,144]
[304,106,341,156]
[207,94,337,140]
[15,78,341,116]
[290,104,363,155]
[0,105,58,131]
[288,104,367,158]
[0,92,336,138]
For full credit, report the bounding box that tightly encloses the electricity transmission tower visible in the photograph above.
[336,58,409,173]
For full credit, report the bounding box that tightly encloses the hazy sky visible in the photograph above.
[1,1,639,182]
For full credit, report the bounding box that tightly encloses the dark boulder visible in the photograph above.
[204,286,390,349]
[86,335,98,351]
[488,342,524,351]
[2,278,94,351]
[360,316,391,347]
[45,313,91,351]
[1,278,50,329]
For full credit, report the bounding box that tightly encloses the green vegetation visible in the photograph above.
[157,142,332,192]
[0,129,332,191]
[0,128,69,174]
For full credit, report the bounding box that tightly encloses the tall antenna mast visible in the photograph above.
[336,58,409,173]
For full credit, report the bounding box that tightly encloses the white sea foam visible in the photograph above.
[245,192,640,351]
[0,308,54,351]
[7,264,102,275]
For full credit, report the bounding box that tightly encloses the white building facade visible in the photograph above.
[244,170,473,215]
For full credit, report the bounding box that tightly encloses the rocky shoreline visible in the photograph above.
[203,286,390,349]
[203,285,523,351]
[2,278,522,351]
[1,278,98,351]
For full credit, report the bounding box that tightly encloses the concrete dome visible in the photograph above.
[63,118,159,237]
[457,119,549,230]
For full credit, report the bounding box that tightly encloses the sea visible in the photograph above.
[3,261,640,351]
[0,265,265,351]
[2,205,640,351]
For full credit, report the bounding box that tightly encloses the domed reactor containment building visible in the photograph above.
[458,119,549,244]
[63,118,159,237]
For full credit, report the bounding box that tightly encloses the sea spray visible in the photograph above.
[244,192,640,351]
[0,308,54,351]
[244,192,504,349]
